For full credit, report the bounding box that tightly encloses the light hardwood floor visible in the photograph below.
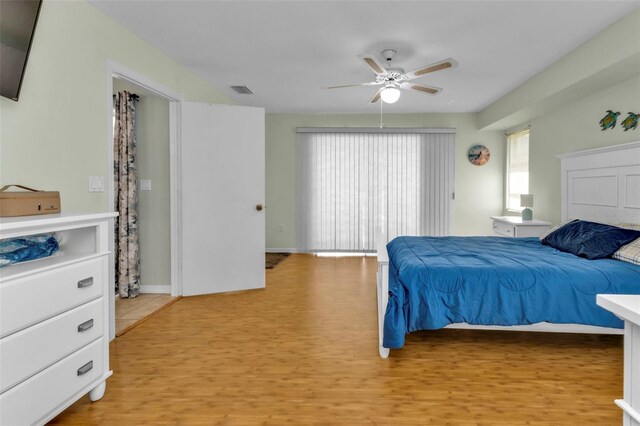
[51,254,623,424]
[115,293,178,336]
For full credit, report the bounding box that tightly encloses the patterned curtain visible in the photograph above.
[113,91,140,298]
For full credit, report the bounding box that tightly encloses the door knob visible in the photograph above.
[256,204,264,211]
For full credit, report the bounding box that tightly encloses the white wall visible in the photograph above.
[266,113,505,249]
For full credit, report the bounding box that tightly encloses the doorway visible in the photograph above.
[112,78,177,334]
[115,294,178,336]
[106,62,182,340]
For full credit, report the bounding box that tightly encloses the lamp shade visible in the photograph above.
[380,87,400,104]
[520,194,534,208]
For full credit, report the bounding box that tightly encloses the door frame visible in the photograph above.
[106,61,183,339]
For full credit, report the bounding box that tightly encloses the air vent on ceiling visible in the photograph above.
[230,85,253,94]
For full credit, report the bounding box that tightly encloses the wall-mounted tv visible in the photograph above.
[1,0,42,101]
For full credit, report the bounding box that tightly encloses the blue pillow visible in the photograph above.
[541,220,640,260]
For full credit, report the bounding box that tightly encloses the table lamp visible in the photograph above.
[521,194,533,220]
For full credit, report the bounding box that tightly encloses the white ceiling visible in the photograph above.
[89,1,640,114]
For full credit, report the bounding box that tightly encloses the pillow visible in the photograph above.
[538,219,579,241]
[541,220,640,260]
[539,225,561,241]
[618,223,640,231]
[612,237,640,265]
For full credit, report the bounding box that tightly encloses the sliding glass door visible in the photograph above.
[296,129,454,252]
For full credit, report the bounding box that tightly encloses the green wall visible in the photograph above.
[2,0,638,255]
[266,113,505,249]
[0,0,232,213]
[485,10,640,227]
[478,10,640,131]
[265,10,640,250]
[527,75,640,226]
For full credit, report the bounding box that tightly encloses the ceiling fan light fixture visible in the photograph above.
[326,51,456,106]
[381,86,400,104]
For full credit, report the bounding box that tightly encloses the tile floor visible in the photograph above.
[115,293,177,336]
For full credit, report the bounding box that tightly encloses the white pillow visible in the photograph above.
[617,223,640,231]
[612,237,640,266]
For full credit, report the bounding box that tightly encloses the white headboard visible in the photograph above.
[558,141,640,225]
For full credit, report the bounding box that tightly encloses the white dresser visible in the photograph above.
[490,216,551,238]
[597,295,640,426]
[0,213,117,425]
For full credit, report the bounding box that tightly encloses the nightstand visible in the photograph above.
[490,216,551,238]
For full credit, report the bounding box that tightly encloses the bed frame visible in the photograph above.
[376,141,640,358]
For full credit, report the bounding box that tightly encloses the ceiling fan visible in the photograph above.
[325,49,457,104]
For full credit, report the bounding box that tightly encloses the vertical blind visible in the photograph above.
[296,129,455,252]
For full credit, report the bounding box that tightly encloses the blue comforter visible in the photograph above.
[384,236,640,349]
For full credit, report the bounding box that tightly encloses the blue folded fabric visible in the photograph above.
[0,234,59,267]
[541,220,640,260]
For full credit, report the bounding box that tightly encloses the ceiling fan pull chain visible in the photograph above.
[379,96,384,129]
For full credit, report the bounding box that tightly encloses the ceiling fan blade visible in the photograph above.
[403,58,458,80]
[369,87,384,104]
[400,82,442,95]
[325,82,380,89]
[357,54,388,75]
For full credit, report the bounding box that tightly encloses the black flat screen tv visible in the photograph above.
[1,0,42,101]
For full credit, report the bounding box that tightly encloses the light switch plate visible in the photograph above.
[89,176,104,193]
[140,179,152,191]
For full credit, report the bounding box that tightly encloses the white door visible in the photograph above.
[180,102,265,296]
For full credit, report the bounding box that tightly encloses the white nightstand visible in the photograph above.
[490,216,551,238]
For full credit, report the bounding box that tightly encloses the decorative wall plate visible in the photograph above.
[468,144,490,166]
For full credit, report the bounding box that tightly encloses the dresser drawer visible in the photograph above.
[0,298,103,393]
[493,221,515,237]
[0,257,105,338]
[0,338,103,426]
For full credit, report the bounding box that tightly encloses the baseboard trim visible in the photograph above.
[140,285,171,294]
[266,248,299,253]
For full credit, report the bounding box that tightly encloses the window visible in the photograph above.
[506,129,529,211]
[296,129,454,252]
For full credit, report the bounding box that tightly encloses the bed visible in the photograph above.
[376,141,640,358]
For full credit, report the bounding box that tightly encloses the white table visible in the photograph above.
[597,294,640,425]
[490,216,551,238]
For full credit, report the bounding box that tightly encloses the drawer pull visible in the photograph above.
[78,319,94,332]
[77,277,94,288]
[77,360,93,376]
